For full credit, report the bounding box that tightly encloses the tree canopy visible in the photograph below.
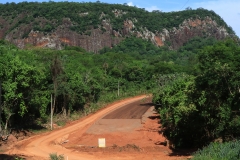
[153,39,240,148]
[0,2,235,35]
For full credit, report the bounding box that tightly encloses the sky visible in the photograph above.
[1,0,239,37]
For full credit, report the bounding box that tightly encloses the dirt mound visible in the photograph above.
[7,135,17,143]
[11,130,32,140]
[0,130,33,156]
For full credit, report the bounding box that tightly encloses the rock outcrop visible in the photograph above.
[0,10,233,53]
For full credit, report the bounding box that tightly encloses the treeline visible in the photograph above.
[153,39,240,148]
[0,1,235,35]
[0,36,216,132]
[0,41,149,131]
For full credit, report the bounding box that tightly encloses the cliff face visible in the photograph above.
[0,7,233,53]
[116,17,229,50]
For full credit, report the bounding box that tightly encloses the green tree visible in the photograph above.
[153,74,197,148]
[0,48,48,129]
[153,40,240,148]
[194,39,240,142]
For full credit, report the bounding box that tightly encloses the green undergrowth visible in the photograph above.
[28,89,149,133]
[51,89,150,128]
[49,153,64,160]
[192,140,240,160]
[69,89,150,121]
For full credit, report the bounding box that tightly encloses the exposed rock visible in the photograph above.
[100,12,106,19]
[165,17,229,49]
[154,36,164,47]
[0,15,232,53]
[112,9,127,18]
[79,12,89,17]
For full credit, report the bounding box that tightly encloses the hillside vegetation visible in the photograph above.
[0,1,234,34]
[0,2,237,52]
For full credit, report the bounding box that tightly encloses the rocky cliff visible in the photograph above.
[0,2,236,53]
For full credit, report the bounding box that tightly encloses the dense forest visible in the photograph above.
[0,35,217,132]
[0,1,235,34]
[153,39,240,148]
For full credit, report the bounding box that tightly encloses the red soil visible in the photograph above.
[3,95,192,160]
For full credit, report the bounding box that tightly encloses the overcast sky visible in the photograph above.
[1,0,239,37]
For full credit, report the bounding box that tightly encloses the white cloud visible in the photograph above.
[192,0,240,37]
[146,6,161,12]
[127,2,133,6]
[126,1,141,8]
[126,2,161,12]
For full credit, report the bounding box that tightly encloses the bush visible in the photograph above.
[153,74,198,148]
[49,153,64,160]
[193,140,240,160]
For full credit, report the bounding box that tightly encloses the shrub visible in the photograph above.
[49,153,64,160]
[193,140,240,160]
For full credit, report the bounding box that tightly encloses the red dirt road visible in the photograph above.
[103,98,152,119]
[5,95,191,160]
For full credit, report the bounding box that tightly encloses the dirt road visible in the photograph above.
[103,98,152,119]
[5,95,191,160]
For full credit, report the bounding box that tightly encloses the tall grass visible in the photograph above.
[192,140,240,160]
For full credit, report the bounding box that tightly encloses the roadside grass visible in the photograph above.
[66,90,149,122]
[27,123,49,134]
[30,89,150,132]
[192,140,240,160]
[29,128,49,134]
[49,153,64,160]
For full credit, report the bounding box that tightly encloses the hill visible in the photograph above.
[0,1,237,53]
